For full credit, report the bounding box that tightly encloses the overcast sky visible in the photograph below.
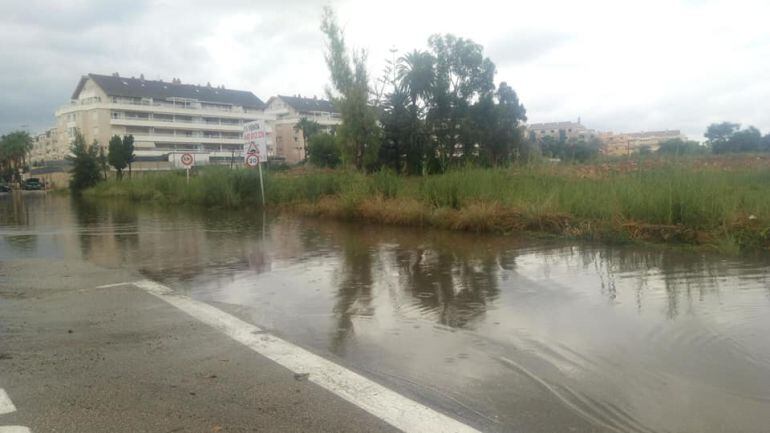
[1,0,768,140]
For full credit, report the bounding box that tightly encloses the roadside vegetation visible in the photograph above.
[86,156,770,253]
[67,131,135,194]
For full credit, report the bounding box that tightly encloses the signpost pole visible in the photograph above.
[257,161,265,208]
[186,167,190,185]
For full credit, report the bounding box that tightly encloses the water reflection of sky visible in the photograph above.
[4,194,770,433]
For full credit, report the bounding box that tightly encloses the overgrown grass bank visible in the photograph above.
[85,163,770,252]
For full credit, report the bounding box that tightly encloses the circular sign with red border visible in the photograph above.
[180,153,194,167]
[246,154,259,167]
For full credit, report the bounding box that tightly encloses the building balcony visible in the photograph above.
[110,118,244,132]
[57,101,272,121]
[131,134,245,145]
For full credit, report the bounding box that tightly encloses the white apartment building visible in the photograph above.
[55,73,272,169]
[527,120,598,142]
[264,95,341,164]
[31,127,63,164]
[602,130,686,155]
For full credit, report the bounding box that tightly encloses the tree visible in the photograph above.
[0,131,33,183]
[379,88,412,173]
[539,135,563,159]
[397,50,435,175]
[321,7,380,171]
[399,50,435,110]
[729,126,762,152]
[705,122,739,153]
[307,132,341,168]
[318,8,526,173]
[490,82,527,164]
[568,137,602,162]
[68,130,102,193]
[108,135,127,179]
[124,134,135,178]
[426,34,496,170]
[107,134,135,179]
[294,118,322,160]
[657,138,706,156]
[705,123,765,154]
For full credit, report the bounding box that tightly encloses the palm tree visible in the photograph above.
[0,131,33,183]
[398,50,435,111]
[396,50,436,175]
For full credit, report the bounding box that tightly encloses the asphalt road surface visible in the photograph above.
[0,259,407,433]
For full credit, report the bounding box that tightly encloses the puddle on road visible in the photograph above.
[3,194,770,433]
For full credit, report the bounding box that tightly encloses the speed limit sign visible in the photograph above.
[180,153,194,167]
[245,154,259,167]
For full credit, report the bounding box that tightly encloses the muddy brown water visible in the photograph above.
[3,193,770,433]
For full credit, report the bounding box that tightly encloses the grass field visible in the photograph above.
[85,157,770,253]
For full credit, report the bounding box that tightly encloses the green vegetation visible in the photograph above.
[0,131,33,183]
[68,131,103,193]
[107,134,136,179]
[705,122,770,154]
[539,135,603,162]
[319,7,526,174]
[321,7,380,171]
[656,138,706,156]
[307,133,341,168]
[86,159,770,253]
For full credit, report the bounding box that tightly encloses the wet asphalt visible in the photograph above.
[0,259,399,433]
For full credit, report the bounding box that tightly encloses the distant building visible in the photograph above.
[55,73,270,169]
[31,127,63,164]
[265,95,341,164]
[602,130,685,155]
[527,120,598,142]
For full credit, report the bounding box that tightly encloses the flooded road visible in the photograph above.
[3,193,770,433]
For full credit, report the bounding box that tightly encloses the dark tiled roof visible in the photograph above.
[275,95,338,113]
[73,74,265,109]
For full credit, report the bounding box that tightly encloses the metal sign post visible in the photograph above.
[180,153,195,184]
[257,160,266,208]
[245,153,265,207]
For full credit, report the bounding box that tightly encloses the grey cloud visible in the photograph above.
[0,0,152,31]
[487,31,571,66]
[0,0,335,134]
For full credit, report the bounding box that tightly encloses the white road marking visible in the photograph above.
[0,390,16,415]
[133,279,481,433]
[0,427,31,433]
[94,282,135,289]
[0,389,30,432]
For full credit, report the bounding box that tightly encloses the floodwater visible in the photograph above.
[3,193,770,433]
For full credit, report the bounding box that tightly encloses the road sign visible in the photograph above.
[243,120,270,164]
[246,154,259,167]
[180,153,194,167]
